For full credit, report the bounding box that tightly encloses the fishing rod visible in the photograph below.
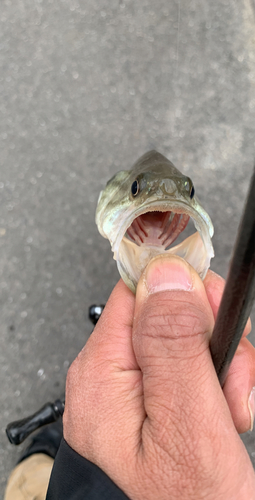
[210,166,255,386]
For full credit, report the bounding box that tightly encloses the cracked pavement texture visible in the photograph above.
[1,0,255,494]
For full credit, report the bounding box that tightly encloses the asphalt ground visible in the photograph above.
[1,0,255,495]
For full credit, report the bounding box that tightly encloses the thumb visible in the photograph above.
[133,254,227,433]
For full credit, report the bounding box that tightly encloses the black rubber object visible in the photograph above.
[210,167,255,386]
[89,304,105,325]
[6,399,65,445]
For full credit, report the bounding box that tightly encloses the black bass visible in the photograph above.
[96,150,214,293]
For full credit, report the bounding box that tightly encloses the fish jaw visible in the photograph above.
[116,231,213,294]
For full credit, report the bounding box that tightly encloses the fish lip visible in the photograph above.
[112,198,213,255]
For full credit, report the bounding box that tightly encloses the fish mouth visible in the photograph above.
[125,210,190,249]
[114,205,214,293]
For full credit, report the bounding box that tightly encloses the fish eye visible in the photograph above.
[190,185,195,199]
[131,179,140,197]
[184,178,195,199]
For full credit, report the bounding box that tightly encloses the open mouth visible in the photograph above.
[115,207,214,293]
[125,210,191,250]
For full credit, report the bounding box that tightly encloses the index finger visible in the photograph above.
[82,279,137,370]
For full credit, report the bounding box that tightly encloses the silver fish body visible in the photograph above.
[96,150,214,293]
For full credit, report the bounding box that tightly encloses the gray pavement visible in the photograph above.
[1,0,255,495]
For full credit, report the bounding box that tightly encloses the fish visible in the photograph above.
[96,150,214,293]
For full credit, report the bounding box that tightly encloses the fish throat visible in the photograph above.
[126,210,190,250]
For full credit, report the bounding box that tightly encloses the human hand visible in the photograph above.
[64,255,255,500]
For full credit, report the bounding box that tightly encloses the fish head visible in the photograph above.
[96,150,214,293]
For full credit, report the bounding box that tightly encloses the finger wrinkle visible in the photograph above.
[136,308,212,342]
[138,297,214,327]
[137,327,208,346]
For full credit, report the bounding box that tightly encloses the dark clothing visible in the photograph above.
[46,439,130,500]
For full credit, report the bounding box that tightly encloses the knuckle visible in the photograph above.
[66,358,79,385]
[65,356,86,395]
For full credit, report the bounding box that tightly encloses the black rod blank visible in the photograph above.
[210,167,255,386]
